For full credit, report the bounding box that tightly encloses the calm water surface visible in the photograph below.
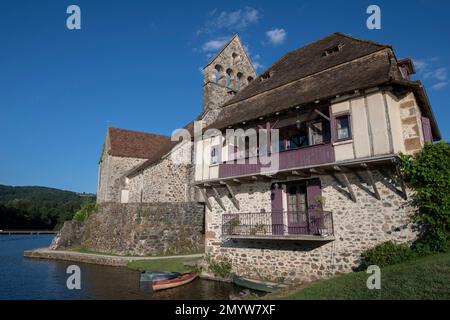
[0,235,250,300]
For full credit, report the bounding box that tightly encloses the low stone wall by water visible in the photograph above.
[52,202,205,256]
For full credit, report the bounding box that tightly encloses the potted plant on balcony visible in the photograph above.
[313,195,329,236]
[228,218,240,235]
[250,223,266,236]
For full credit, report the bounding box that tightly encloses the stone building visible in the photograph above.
[97,34,256,205]
[97,127,170,203]
[194,33,441,283]
[93,33,440,280]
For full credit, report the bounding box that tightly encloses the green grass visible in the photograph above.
[274,252,450,300]
[127,257,201,273]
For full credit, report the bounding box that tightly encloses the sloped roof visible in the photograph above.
[210,49,394,129]
[208,32,440,139]
[223,33,390,107]
[124,117,200,178]
[107,127,170,159]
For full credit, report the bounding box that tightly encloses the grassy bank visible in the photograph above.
[272,252,450,300]
[127,257,201,273]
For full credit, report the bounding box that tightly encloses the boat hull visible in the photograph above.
[152,272,198,291]
[232,274,284,293]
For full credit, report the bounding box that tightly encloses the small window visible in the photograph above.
[211,145,220,164]
[336,115,351,141]
[322,44,343,57]
[237,72,243,90]
[260,71,271,81]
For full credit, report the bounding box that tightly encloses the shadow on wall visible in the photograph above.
[221,238,329,251]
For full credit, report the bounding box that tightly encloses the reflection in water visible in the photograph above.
[0,235,258,300]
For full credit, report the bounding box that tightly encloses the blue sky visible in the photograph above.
[0,0,449,193]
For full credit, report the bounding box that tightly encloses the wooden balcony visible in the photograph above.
[222,210,334,241]
[218,143,335,179]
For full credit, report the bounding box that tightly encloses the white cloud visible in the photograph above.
[201,38,229,52]
[432,81,448,90]
[265,28,287,46]
[413,58,447,90]
[252,61,264,70]
[197,7,261,35]
[432,67,447,81]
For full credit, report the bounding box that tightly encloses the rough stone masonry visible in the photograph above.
[52,202,205,256]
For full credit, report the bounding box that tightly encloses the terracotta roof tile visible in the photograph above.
[108,127,170,159]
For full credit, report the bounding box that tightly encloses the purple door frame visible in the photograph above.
[271,183,283,235]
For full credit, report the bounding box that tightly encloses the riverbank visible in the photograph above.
[266,252,450,300]
[4,235,239,299]
[24,248,203,267]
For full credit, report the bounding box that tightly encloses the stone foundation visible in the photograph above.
[52,202,205,256]
[205,166,417,284]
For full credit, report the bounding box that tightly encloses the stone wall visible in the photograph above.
[49,221,85,250]
[205,165,416,284]
[53,202,205,256]
[98,153,146,203]
[202,35,256,115]
[127,141,196,203]
[400,92,425,153]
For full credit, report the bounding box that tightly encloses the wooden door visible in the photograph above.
[287,184,308,234]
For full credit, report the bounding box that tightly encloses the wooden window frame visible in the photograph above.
[332,112,352,143]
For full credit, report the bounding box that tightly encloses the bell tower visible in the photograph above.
[202,34,257,124]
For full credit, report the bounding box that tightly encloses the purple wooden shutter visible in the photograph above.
[307,179,322,235]
[421,117,433,143]
[271,184,283,235]
[307,179,322,209]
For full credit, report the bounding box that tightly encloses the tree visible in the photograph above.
[400,142,450,252]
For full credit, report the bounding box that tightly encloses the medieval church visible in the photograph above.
[92,33,440,283]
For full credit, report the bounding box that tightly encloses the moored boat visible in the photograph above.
[231,273,286,293]
[140,271,181,283]
[152,272,198,291]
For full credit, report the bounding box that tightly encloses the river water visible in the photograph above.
[0,235,251,300]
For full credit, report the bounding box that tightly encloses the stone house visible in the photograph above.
[194,33,441,283]
[97,127,170,203]
[95,33,441,279]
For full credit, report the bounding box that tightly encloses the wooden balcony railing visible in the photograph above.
[218,143,335,179]
[222,210,334,240]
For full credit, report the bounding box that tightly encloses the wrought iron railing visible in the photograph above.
[222,210,334,238]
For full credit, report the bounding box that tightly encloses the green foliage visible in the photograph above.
[127,257,200,273]
[0,184,96,230]
[72,202,98,222]
[205,254,232,278]
[275,276,285,284]
[278,252,450,300]
[399,142,450,252]
[360,241,416,269]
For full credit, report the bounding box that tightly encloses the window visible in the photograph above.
[214,65,222,83]
[237,72,243,90]
[279,124,309,151]
[308,120,331,145]
[336,114,351,140]
[226,69,234,88]
[210,145,220,164]
[322,44,343,57]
